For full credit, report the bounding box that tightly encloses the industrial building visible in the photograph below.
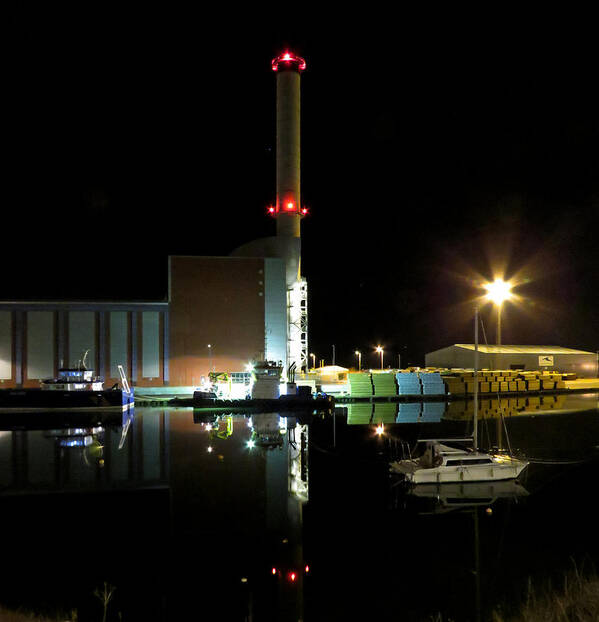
[0,52,308,389]
[425,344,598,378]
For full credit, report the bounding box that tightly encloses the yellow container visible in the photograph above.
[480,382,490,392]
[500,382,509,392]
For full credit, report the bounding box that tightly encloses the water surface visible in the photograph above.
[1,393,598,621]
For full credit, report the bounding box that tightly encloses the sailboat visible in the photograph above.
[390,307,529,484]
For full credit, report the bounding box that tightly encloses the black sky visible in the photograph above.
[3,9,598,367]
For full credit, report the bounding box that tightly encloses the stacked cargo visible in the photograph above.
[372,372,397,397]
[348,372,373,398]
[396,372,422,395]
[443,376,466,395]
[419,372,446,395]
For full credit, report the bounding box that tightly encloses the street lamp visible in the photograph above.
[354,350,361,371]
[207,344,213,372]
[310,353,315,370]
[483,278,513,345]
[375,346,384,370]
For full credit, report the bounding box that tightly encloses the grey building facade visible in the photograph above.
[425,344,598,378]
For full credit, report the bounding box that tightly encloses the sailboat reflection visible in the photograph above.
[405,479,528,515]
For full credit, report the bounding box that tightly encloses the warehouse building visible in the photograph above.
[425,344,598,378]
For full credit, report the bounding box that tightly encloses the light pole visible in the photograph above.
[332,345,336,366]
[310,353,315,370]
[354,350,361,371]
[375,346,384,370]
[483,278,513,345]
[207,344,213,373]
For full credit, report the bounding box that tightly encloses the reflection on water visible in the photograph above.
[344,392,599,425]
[399,480,529,515]
[0,395,598,620]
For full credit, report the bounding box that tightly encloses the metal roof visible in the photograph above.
[454,344,595,355]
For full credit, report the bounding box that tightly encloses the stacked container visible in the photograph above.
[372,372,398,397]
[396,372,422,395]
[419,372,446,395]
[348,372,373,398]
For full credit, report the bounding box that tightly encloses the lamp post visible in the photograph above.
[483,278,513,345]
[375,346,384,370]
[310,353,315,370]
[355,350,361,371]
[207,344,213,372]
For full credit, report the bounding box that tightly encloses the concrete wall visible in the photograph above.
[168,256,268,386]
[426,346,598,378]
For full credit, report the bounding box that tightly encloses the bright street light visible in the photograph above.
[375,346,384,370]
[483,278,513,345]
[354,350,361,371]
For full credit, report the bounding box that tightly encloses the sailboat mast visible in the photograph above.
[473,307,479,450]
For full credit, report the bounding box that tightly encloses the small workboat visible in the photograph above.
[0,361,133,414]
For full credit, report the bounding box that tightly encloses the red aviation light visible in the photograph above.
[300,207,308,215]
[288,572,297,582]
[304,565,310,573]
[271,567,277,575]
[271,51,307,72]
[267,206,276,216]
[286,201,295,211]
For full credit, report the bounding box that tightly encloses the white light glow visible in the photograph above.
[484,278,513,306]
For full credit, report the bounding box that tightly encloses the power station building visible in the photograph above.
[0,52,308,389]
[425,344,599,378]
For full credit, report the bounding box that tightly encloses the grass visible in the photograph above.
[426,564,599,622]
[492,567,599,622]
[0,607,70,621]
[0,581,116,622]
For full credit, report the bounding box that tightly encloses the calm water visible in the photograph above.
[1,393,599,621]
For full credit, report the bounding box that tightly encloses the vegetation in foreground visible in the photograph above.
[492,569,599,622]
[428,566,599,622]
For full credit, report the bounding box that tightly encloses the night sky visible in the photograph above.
[4,10,598,368]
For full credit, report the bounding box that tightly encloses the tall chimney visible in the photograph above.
[272,51,306,239]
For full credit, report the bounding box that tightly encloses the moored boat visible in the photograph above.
[0,364,133,413]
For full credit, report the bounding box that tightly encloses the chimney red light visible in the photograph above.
[271,51,306,72]
[271,567,277,575]
[289,572,297,582]
[286,201,294,210]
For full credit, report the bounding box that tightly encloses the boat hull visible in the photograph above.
[390,458,528,484]
[0,388,134,413]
